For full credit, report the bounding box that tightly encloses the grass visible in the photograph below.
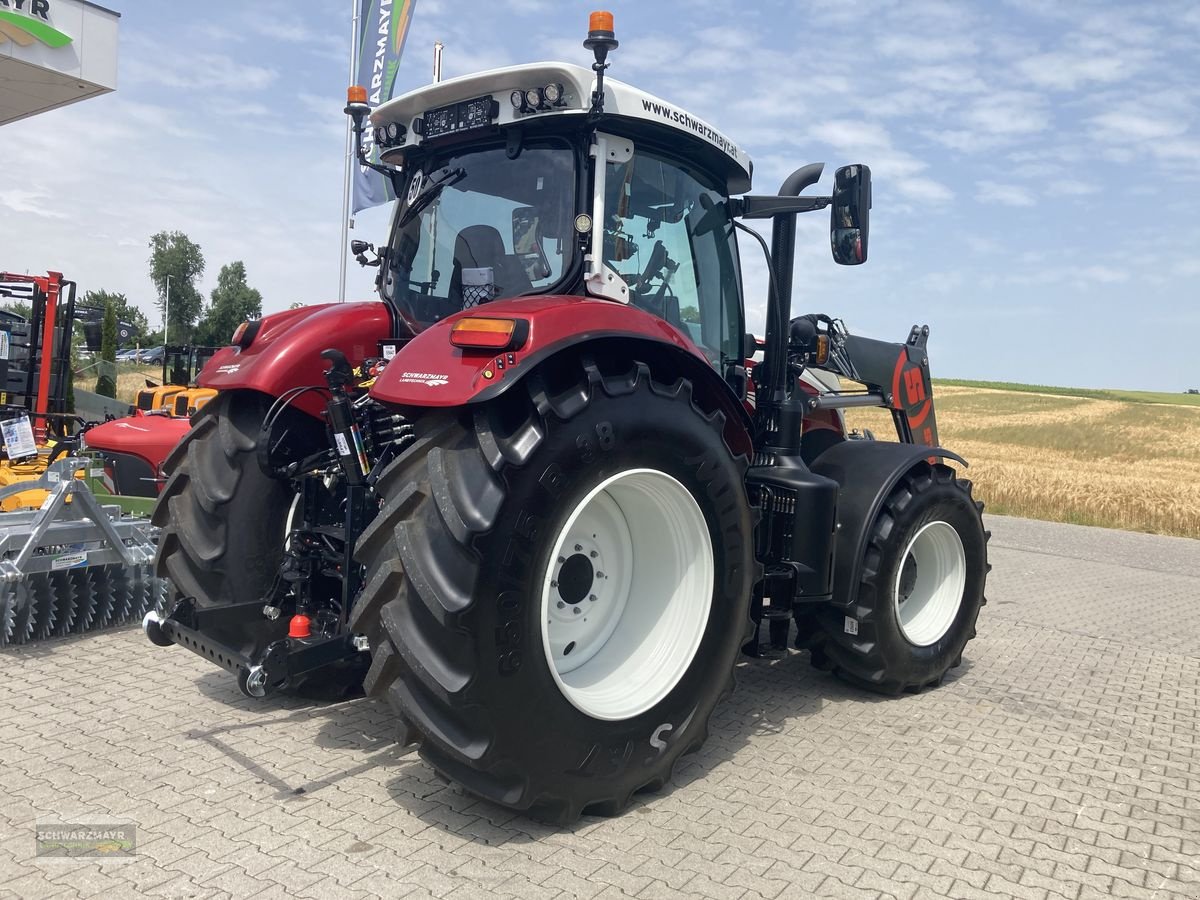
[935,378,1200,408]
[114,365,161,405]
[843,383,1200,540]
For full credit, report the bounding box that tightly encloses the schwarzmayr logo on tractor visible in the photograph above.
[0,0,71,48]
[641,98,739,159]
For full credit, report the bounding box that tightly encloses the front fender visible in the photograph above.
[200,301,392,418]
[810,440,967,610]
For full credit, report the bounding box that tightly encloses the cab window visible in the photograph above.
[603,149,742,366]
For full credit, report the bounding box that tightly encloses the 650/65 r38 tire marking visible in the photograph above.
[352,354,756,822]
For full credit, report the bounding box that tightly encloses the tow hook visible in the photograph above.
[142,610,173,647]
[239,665,268,698]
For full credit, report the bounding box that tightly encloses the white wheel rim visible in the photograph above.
[540,468,714,721]
[893,520,966,646]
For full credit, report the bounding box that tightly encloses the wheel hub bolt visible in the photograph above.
[558,556,565,564]
[590,551,598,558]
[589,594,597,601]
[573,607,581,615]
[557,601,565,609]
[574,544,582,552]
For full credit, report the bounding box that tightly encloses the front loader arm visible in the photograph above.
[808,323,939,448]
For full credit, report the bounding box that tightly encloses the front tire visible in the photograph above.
[812,462,988,693]
[352,355,755,821]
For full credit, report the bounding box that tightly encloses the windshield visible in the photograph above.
[381,140,576,330]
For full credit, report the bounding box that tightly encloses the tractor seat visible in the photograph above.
[449,225,533,306]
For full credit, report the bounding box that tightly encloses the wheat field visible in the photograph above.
[97,368,1200,538]
[114,365,162,404]
[844,384,1200,540]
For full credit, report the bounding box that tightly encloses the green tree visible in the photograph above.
[82,289,150,344]
[148,231,205,345]
[680,305,701,324]
[95,300,118,398]
[195,262,262,347]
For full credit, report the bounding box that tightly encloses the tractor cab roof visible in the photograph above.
[371,62,753,194]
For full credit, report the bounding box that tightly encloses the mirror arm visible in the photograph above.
[732,195,832,219]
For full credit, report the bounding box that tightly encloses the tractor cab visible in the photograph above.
[353,49,755,378]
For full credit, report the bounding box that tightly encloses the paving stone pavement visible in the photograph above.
[0,514,1197,900]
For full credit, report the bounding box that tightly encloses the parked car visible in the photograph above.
[138,346,165,364]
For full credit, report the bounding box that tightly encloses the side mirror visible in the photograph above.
[830,164,871,265]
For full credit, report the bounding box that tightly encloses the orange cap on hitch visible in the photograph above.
[288,614,312,639]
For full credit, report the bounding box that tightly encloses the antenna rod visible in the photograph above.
[433,41,443,83]
[338,0,360,303]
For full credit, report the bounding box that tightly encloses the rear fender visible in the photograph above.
[368,295,753,456]
[199,301,393,418]
[810,440,967,610]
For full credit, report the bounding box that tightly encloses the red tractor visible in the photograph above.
[144,12,988,822]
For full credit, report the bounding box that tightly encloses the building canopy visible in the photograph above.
[0,0,118,126]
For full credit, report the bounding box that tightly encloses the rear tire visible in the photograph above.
[353,356,755,821]
[153,392,364,694]
[154,392,296,612]
[812,462,988,694]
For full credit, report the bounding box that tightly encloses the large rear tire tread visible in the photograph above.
[153,392,282,607]
[810,462,989,695]
[356,355,755,822]
[152,392,363,693]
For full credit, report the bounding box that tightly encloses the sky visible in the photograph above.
[1,0,1197,390]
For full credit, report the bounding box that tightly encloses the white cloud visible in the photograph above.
[964,91,1049,137]
[1017,51,1138,91]
[976,180,1035,207]
[811,120,954,203]
[1090,110,1189,143]
[1046,180,1099,197]
[125,53,278,92]
[1074,265,1128,285]
[898,64,988,96]
[0,189,69,219]
[877,33,979,62]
